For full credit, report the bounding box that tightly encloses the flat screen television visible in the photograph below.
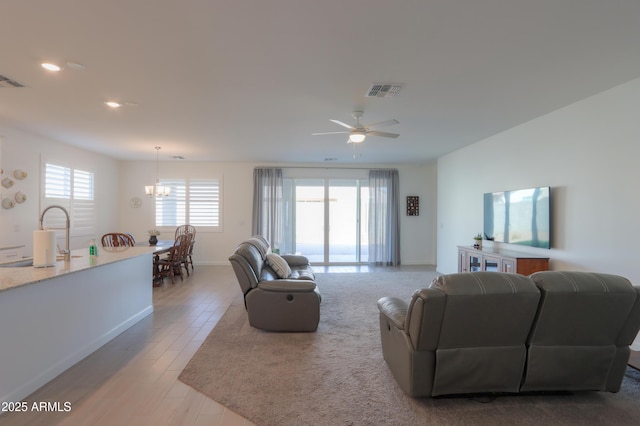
[483,186,551,249]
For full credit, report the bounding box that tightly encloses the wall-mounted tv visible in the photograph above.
[483,186,551,249]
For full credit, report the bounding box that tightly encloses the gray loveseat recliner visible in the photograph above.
[229,236,321,332]
[378,271,640,397]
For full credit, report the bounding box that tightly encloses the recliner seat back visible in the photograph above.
[229,242,264,295]
[523,271,640,392]
[407,272,540,395]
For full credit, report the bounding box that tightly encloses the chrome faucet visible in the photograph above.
[39,205,71,262]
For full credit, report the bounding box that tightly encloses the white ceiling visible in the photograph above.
[1,0,640,164]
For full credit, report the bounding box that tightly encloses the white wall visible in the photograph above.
[437,77,640,283]
[1,123,436,266]
[1,121,436,266]
[399,163,437,265]
[118,161,437,265]
[118,161,256,266]
[0,123,120,254]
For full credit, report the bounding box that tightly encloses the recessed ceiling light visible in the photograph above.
[104,101,122,108]
[41,63,61,72]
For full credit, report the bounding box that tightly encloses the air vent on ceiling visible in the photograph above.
[366,83,402,98]
[0,74,27,88]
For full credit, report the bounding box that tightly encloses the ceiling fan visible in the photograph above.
[312,111,399,143]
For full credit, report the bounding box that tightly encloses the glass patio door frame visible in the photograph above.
[284,176,368,265]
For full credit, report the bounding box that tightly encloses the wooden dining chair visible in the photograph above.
[175,224,196,238]
[101,233,136,247]
[175,225,196,272]
[155,234,190,284]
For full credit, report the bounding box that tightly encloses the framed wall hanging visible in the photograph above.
[406,196,419,216]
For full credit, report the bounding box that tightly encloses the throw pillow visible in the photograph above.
[266,253,291,279]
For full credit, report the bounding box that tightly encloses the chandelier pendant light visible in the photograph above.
[145,146,170,198]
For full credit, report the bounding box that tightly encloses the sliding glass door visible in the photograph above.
[293,179,325,263]
[328,179,368,263]
[283,177,368,265]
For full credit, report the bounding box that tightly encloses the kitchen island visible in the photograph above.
[0,246,156,405]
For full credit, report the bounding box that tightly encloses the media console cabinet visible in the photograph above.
[457,245,549,276]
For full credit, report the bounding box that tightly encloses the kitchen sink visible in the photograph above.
[0,255,83,267]
[56,255,83,260]
[0,258,34,267]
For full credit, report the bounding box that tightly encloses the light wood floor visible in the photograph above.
[0,265,254,426]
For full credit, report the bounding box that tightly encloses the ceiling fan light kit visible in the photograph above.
[348,131,366,143]
[313,111,399,145]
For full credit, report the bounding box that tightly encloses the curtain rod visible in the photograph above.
[255,166,398,171]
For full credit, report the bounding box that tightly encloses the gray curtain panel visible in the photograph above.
[252,167,283,248]
[368,169,400,266]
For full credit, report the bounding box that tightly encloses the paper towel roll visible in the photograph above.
[33,230,57,267]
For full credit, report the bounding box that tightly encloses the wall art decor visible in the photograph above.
[13,169,28,179]
[2,177,14,188]
[406,195,419,216]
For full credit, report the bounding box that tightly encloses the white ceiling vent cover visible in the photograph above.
[366,83,402,98]
[0,74,27,88]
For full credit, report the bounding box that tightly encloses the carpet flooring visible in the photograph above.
[179,271,640,426]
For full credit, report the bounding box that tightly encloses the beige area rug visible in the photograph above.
[179,271,640,426]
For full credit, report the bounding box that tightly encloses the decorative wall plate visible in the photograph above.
[1,177,14,188]
[130,196,142,208]
[2,197,15,209]
[13,169,27,180]
[15,191,26,203]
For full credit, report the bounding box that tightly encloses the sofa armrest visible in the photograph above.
[258,279,317,293]
[282,254,310,266]
[377,297,408,331]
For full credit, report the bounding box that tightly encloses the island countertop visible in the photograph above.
[0,246,160,292]
[0,245,155,405]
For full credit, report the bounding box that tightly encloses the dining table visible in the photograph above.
[137,240,175,285]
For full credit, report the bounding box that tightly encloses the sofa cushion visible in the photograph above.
[257,279,317,292]
[266,253,291,279]
[289,267,315,280]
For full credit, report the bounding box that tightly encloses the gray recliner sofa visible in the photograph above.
[522,271,640,392]
[377,271,640,397]
[229,236,321,332]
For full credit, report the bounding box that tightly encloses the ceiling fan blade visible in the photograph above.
[330,119,355,130]
[312,131,348,136]
[365,119,399,130]
[367,130,400,138]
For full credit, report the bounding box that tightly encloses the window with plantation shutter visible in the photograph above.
[45,163,71,199]
[42,161,96,236]
[155,178,222,230]
[73,169,95,232]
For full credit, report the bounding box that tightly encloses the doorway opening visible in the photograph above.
[282,178,369,265]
